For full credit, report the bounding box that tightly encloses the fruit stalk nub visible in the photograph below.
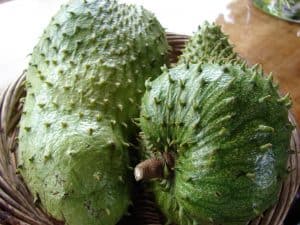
[134,152,174,181]
[134,158,164,181]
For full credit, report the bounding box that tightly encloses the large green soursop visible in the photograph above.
[135,23,292,225]
[18,1,169,225]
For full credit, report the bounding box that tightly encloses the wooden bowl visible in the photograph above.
[0,33,299,225]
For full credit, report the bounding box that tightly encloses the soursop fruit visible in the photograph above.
[178,22,240,65]
[18,1,169,225]
[135,23,292,225]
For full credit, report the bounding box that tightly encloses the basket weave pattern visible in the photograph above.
[0,34,299,225]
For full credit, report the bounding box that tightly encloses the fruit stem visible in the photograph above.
[134,152,174,181]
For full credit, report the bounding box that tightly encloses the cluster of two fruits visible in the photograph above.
[18,0,292,225]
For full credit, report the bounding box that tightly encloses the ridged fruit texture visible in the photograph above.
[18,0,169,225]
[139,23,292,225]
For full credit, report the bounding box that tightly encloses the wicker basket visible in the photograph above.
[0,33,300,225]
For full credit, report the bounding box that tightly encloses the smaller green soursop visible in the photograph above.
[18,0,169,225]
[135,23,293,225]
[178,22,240,65]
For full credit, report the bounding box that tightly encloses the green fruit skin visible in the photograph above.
[178,22,240,65]
[140,63,292,225]
[18,1,169,225]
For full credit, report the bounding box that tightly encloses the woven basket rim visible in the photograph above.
[0,32,299,225]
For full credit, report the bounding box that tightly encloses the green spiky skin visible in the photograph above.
[178,22,240,65]
[18,1,169,225]
[140,63,292,225]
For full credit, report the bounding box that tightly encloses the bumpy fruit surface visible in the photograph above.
[178,22,240,65]
[137,23,292,225]
[139,63,292,225]
[18,1,169,225]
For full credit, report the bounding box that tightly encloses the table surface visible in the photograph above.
[0,0,300,123]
